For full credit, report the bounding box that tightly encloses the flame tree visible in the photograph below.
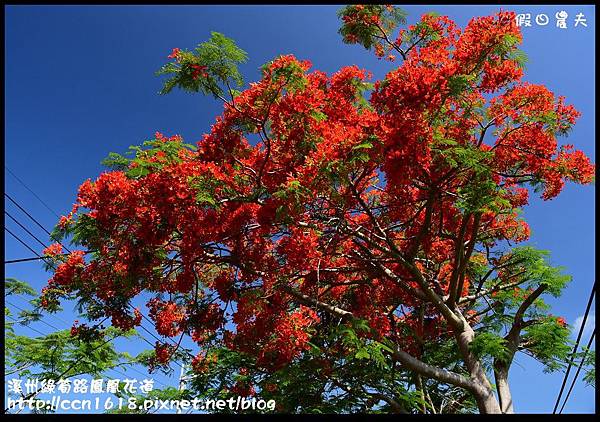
[40,6,595,414]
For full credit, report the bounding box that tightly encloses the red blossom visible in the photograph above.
[167,48,181,59]
[42,243,63,257]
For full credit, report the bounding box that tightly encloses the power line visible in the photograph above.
[128,300,196,361]
[5,256,51,264]
[5,315,152,404]
[5,166,61,218]
[5,303,171,389]
[6,315,48,337]
[6,300,65,334]
[5,325,124,413]
[552,280,596,413]
[5,250,96,265]
[558,328,596,413]
[13,292,72,327]
[4,315,124,379]
[4,189,192,376]
[135,317,190,369]
[6,210,180,355]
[5,222,190,372]
[5,210,49,250]
[4,226,65,277]
[8,269,188,373]
[4,227,54,268]
[4,274,192,372]
[4,192,71,253]
[20,283,192,371]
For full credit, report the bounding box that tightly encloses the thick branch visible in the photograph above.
[493,283,547,413]
[282,285,353,320]
[283,285,477,398]
[390,348,478,393]
[448,213,471,307]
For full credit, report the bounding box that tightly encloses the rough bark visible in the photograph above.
[454,313,503,414]
[494,364,514,413]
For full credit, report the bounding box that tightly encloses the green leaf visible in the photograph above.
[352,141,373,150]
[157,32,248,98]
[447,74,472,97]
[5,278,37,297]
[470,332,510,362]
[355,348,371,360]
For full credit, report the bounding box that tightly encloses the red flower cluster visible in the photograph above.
[109,307,142,331]
[42,243,63,257]
[148,298,186,337]
[167,48,181,59]
[190,63,208,80]
[151,341,176,369]
[70,321,104,341]
[47,251,85,287]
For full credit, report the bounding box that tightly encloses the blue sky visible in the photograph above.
[4,5,595,414]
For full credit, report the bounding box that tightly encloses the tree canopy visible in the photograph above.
[37,6,594,414]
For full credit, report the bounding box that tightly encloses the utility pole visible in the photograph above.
[177,363,187,414]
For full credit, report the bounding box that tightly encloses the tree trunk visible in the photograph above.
[473,385,503,414]
[494,365,514,413]
[454,315,502,414]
